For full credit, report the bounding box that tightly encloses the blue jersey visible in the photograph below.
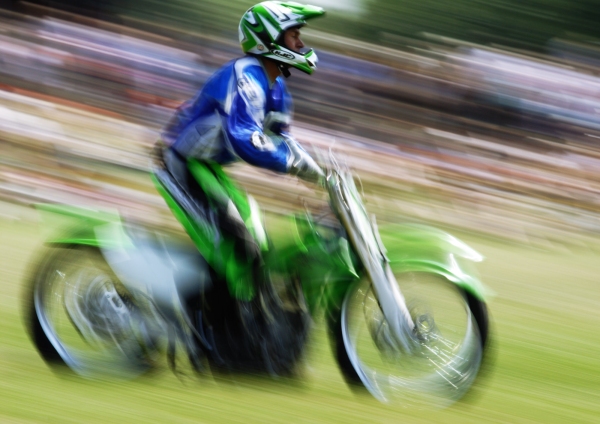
[163,56,294,173]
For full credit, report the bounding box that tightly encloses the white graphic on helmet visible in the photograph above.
[263,2,292,23]
[245,11,257,25]
[258,13,280,40]
[263,2,304,30]
[246,30,265,54]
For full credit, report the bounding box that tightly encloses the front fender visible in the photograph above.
[380,224,490,301]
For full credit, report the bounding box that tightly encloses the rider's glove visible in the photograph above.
[286,137,325,186]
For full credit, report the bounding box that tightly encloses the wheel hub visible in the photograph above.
[66,274,134,343]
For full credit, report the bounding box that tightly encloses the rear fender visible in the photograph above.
[35,203,131,248]
[35,203,210,320]
[380,224,490,301]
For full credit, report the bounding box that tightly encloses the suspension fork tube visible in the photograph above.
[329,175,415,351]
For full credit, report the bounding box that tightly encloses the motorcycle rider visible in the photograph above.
[154,1,325,301]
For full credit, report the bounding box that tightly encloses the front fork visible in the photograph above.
[361,252,417,353]
[329,182,417,353]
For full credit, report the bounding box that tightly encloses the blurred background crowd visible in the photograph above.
[2,0,600,245]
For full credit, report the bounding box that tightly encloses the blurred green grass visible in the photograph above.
[1,201,599,424]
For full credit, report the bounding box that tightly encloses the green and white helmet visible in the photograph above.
[239,1,325,75]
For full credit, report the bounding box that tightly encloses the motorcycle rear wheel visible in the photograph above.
[330,271,489,408]
[25,245,157,379]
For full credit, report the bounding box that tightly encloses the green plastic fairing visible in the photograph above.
[34,203,132,249]
[152,160,263,301]
[380,224,489,301]
[270,213,360,312]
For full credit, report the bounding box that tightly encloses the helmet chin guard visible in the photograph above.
[268,46,319,76]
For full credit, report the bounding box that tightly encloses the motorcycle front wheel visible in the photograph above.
[24,245,158,379]
[330,271,489,408]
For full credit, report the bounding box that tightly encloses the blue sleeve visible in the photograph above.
[224,67,291,173]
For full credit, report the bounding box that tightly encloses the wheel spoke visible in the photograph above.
[33,247,155,378]
[341,272,484,407]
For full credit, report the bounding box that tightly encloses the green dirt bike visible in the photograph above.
[24,151,490,408]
